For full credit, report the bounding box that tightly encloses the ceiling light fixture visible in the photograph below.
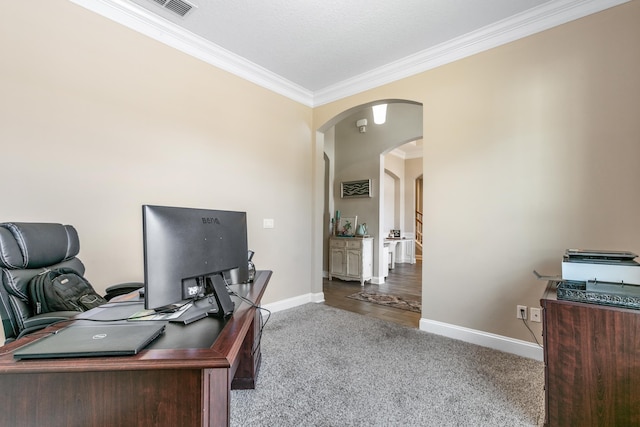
[356,119,368,133]
[372,104,387,125]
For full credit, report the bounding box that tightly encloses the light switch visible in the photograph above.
[263,218,275,229]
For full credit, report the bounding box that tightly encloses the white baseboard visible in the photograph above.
[262,292,325,313]
[420,318,543,361]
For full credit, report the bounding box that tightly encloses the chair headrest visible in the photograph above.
[0,223,80,269]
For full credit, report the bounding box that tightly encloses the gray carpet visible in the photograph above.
[231,303,545,426]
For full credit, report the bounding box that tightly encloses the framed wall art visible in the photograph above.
[341,179,371,199]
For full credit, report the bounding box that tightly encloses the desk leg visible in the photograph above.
[231,308,261,389]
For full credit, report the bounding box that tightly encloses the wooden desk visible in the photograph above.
[541,281,640,426]
[0,270,271,427]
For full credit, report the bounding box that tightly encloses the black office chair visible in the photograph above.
[0,222,142,344]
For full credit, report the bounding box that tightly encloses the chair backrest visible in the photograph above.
[0,223,85,342]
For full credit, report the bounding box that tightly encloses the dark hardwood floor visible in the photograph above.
[323,260,422,328]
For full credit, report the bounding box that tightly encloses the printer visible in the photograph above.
[562,249,640,297]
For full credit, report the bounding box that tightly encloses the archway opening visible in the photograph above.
[316,100,423,327]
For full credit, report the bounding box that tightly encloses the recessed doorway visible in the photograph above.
[319,100,423,327]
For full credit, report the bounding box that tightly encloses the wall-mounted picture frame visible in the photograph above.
[339,216,357,236]
[341,179,371,199]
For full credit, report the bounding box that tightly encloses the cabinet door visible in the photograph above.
[543,298,640,426]
[330,248,346,275]
[346,250,362,277]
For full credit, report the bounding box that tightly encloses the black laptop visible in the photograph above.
[13,323,166,360]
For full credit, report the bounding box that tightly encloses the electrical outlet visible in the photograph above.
[516,305,527,320]
[530,307,541,323]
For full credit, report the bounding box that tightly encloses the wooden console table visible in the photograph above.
[541,281,640,426]
[0,270,271,427]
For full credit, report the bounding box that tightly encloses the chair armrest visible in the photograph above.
[16,311,80,341]
[104,282,143,301]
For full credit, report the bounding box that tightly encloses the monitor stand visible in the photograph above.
[168,297,220,325]
[152,273,235,324]
[208,274,235,318]
[168,275,237,323]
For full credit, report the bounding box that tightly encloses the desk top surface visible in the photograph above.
[0,270,271,374]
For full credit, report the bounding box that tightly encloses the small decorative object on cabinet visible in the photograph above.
[338,216,357,237]
[328,236,373,286]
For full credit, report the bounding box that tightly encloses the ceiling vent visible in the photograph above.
[150,0,196,17]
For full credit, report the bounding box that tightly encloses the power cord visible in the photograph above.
[224,281,272,357]
[227,289,272,356]
[519,308,542,348]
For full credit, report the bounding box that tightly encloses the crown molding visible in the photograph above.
[71,0,628,108]
[313,0,630,106]
[389,147,423,160]
[69,0,314,106]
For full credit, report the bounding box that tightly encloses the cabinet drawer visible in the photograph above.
[346,240,361,249]
[330,239,346,248]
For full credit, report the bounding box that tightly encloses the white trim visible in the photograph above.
[314,0,629,105]
[70,0,627,107]
[420,318,543,361]
[261,292,325,313]
[389,148,423,160]
[69,0,313,106]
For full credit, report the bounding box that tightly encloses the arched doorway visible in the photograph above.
[315,100,423,327]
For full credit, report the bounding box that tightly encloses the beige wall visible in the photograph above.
[2,0,639,346]
[0,0,313,345]
[314,1,640,342]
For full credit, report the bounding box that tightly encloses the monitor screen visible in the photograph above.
[142,205,248,312]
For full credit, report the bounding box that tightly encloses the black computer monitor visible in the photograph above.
[142,205,248,322]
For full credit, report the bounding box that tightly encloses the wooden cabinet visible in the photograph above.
[328,237,373,286]
[541,281,640,426]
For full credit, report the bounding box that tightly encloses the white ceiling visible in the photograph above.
[129,0,551,91]
[73,0,627,106]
